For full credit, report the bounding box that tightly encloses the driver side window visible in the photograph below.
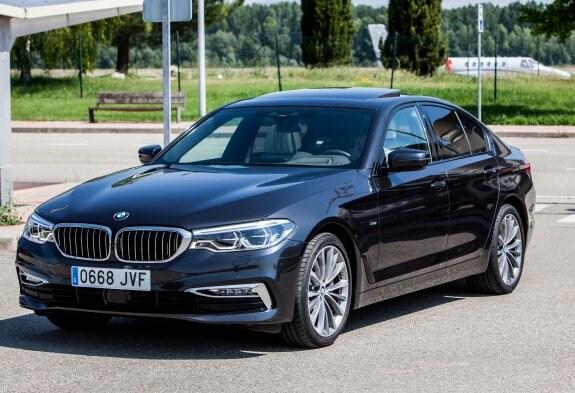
[382,106,430,165]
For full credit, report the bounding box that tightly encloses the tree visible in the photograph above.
[114,1,243,73]
[12,36,36,84]
[352,5,388,66]
[301,0,354,67]
[520,0,575,42]
[111,15,151,74]
[381,0,446,76]
[11,21,114,84]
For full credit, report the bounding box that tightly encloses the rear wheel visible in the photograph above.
[467,204,525,294]
[279,233,352,348]
[46,312,111,330]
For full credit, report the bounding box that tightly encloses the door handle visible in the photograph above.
[431,180,446,191]
[484,167,498,178]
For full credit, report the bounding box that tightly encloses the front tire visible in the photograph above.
[45,312,111,330]
[279,233,352,348]
[467,204,525,294]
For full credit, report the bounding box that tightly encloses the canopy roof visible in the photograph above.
[0,0,143,42]
[0,0,142,19]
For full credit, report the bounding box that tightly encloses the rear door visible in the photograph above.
[370,105,450,283]
[420,104,500,265]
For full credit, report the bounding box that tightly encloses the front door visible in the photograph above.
[370,106,450,284]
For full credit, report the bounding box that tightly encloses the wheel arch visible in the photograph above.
[500,194,529,238]
[304,219,362,308]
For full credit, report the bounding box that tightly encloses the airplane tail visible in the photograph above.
[445,58,453,73]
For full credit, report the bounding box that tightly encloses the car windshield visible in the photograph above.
[158,107,374,169]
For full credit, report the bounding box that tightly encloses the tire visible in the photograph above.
[279,233,352,348]
[467,204,525,294]
[46,312,112,330]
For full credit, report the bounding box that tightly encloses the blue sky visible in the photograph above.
[245,1,553,9]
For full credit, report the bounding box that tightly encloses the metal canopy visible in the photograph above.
[0,0,143,207]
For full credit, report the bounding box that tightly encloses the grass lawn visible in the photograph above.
[10,67,575,125]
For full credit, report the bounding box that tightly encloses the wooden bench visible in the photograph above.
[88,92,186,123]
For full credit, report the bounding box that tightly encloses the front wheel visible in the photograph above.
[467,204,525,294]
[279,233,352,348]
[45,312,112,330]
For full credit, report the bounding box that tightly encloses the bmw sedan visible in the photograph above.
[16,88,535,348]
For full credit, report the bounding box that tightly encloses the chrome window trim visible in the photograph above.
[454,111,477,155]
[53,223,112,262]
[114,226,192,263]
[414,106,433,161]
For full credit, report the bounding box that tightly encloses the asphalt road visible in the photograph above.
[1,206,574,392]
[1,135,574,392]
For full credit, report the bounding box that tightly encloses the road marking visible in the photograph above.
[537,195,575,200]
[240,350,268,355]
[521,149,549,152]
[49,143,88,147]
[558,215,575,224]
[535,204,549,213]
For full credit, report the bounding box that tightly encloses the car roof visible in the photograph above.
[224,87,451,110]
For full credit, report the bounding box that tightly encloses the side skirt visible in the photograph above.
[353,253,488,309]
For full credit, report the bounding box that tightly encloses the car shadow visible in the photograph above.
[0,280,482,359]
[344,279,482,333]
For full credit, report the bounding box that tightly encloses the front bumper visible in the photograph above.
[15,237,303,326]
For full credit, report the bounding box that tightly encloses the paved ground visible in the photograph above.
[1,135,574,391]
[1,205,574,392]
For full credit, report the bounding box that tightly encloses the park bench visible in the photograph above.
[88,92,186,123]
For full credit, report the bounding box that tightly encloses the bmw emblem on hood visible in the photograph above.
[114,211,130,220]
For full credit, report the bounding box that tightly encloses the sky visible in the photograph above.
[244,0,554,9]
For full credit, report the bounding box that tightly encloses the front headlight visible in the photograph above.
[23,213,54,244]
[190,219,295,252]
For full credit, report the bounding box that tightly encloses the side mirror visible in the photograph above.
[387,148,430,171]
[138,144,162,165]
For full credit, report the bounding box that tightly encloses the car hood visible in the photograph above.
[36,165,357,230]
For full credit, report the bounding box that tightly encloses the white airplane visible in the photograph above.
[445,56,571,79]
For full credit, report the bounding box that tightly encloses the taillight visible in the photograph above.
[523,162,531,177]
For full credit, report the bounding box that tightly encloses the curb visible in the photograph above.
[12,124,189,134]
[0,225,23,252]
[11,122,575,137]
[495,131,575,138]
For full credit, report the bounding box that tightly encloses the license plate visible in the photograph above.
[71,266,151,291]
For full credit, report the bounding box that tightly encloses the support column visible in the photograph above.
[0,20,14,207]
[161,0,171,147]
[198,0,206,117]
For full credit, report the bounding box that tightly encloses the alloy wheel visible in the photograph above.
[307,245,350,337]
[497,213,523,286]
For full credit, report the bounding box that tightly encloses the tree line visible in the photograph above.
[10,1,575,83]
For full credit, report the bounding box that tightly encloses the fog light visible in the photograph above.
[208,288,257,296]
[186,283,272,310]
[20,271,48,286]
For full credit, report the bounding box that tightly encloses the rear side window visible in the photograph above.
[422,105,471,159]
[457,112,488,153]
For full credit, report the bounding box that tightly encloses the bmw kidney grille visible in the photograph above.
[53,225,191,262]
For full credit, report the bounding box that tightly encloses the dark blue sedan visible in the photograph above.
[16,88,535,348]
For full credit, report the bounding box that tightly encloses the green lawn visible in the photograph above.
[10,67,575,125]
